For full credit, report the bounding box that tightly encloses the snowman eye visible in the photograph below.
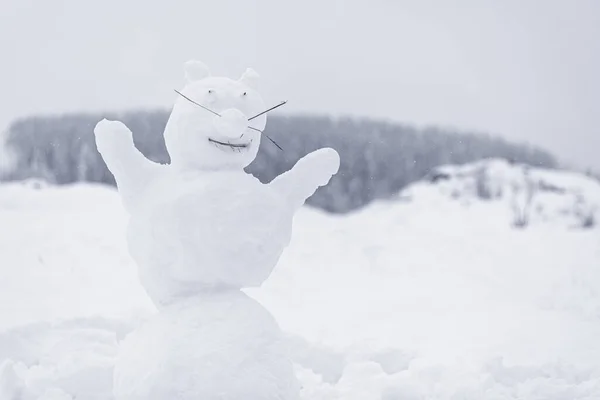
[208,89,214,94]
[242,91,247,97]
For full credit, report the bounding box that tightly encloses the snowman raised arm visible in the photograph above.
[94,60,340,214]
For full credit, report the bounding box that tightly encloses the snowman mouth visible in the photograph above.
[208,138,252,152]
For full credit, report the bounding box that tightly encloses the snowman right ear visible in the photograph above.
[184,60,211,83]
[239,68,260,89]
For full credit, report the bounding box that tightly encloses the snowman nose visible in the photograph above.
[213,109,248,139]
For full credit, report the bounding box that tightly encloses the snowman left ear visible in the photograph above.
[239,68,260,89]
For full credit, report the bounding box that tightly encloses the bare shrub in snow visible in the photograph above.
[511,170,535,229]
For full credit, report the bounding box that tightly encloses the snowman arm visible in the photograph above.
[269,148,340,209]
[94,119,161,212]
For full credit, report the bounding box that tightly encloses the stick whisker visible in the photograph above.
[246,127,283,151]
[174,89,221,117]
[248,101,287,121]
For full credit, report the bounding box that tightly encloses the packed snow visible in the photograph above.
[1,159,599,399]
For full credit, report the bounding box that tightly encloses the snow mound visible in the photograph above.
[402,158,600,229]
[301,358,600,400]
[0,317,130,399]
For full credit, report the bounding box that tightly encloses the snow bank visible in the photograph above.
[0,318,123,399]
[404,158,600,229]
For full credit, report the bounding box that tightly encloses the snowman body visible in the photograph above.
[94,60,339,400]
[125,169,294,304]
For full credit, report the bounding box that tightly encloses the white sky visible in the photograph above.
[1,0,599,169]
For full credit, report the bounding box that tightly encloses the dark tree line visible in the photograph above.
[1,110,557,213]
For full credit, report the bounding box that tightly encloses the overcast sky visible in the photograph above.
[1,0,599,169]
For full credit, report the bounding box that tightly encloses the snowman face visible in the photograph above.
[164,63,268,170]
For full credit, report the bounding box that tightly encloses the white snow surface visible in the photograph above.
[1,159,600,399]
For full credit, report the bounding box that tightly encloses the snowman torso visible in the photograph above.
[126,167,295,302]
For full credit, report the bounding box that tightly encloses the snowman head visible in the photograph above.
[164,61,268,170]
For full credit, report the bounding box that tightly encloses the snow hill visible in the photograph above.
[1,159,599,399]
[402,158,599,230]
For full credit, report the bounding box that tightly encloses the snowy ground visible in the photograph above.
[1,160,600,399]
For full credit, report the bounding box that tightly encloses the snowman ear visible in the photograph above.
[184,60,211,83]
[239,68,260,89]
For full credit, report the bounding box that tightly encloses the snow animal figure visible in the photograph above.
[94,61,340,400]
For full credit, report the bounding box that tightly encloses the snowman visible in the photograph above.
[94,60,340,400]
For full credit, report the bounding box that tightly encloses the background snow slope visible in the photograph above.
[1,160,599,399]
